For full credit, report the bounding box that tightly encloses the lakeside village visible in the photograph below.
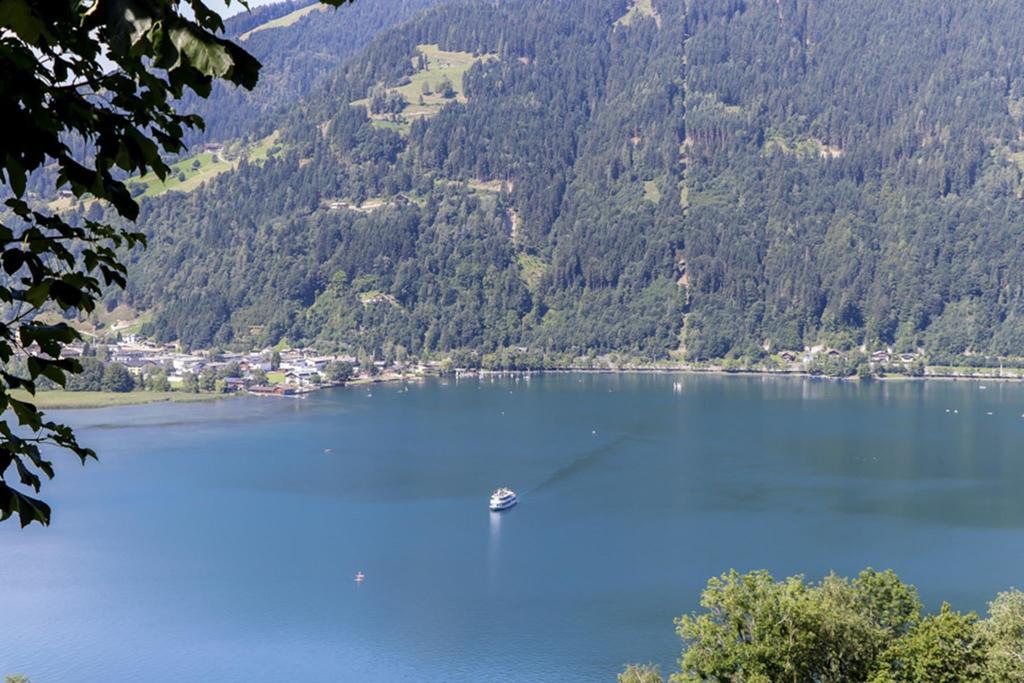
[52,335,422,397]
[25,331,1024,400]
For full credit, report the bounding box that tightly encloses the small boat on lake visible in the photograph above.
[489,487,518,511]
[355,571,365,582]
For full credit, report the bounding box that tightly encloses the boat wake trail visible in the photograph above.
[529,434,635,494]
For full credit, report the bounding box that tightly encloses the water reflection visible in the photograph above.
[487,510,502,588]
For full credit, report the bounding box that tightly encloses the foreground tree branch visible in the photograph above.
[0,0,355,526]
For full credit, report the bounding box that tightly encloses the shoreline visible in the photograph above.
[467,366,1024,383]
[26,366,1019,411]
[14,390,232,410]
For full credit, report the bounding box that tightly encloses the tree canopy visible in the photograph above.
[623,568,1024,683]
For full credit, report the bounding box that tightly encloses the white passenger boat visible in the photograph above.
[489,487,518,511]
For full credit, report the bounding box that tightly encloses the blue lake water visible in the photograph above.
[3,373,1024,681]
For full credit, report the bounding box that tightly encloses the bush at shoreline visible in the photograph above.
[622,568,1023,683]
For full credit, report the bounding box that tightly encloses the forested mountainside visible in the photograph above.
[21,0,436,199]
[99,0,1024,362]
[178,0,440,147]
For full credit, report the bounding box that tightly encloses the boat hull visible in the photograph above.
[489,496,518,511]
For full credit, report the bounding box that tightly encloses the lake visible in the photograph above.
[3,373,1024,681]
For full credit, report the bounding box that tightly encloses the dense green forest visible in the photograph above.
[620,568,1024,683]
[81,0,1024,362]
[177,0,440,147]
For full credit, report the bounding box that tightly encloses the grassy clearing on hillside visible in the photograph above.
[134,151,230,197]
[360,291,402,308]
[321,178,500,218]
[52,134,280,210]
[517,253,548,294]
[240,3,327,41]
[12,390,226,409]
[45,194,78,213]
[50,131,280,209]
[351,44,498,133]
[467,179,510,193]
[325,192,426,213]
[615,0,660,27]
[128,132,280,199]
[643,180,662,204]
[110,310,154,337]
[994,145,1024,173]
[31,305,152,341]
[371,119,408,132]
[763,132,842,159]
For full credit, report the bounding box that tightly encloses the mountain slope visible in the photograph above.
[25,0,439,202]
[179,0,442,146]
[110,0,1024,364]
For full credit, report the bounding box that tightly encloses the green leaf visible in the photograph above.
[4,154,26,197]
[222,42,261,90]
[21,447,54,480]
[168,23,232,76]
[49,279,88,309]
[21,281,49,308]
[4,197,30,216]
[8,397,40,428]
[20,324,79,357]
[2,249,25,275]
[2,372,33,393]
[26,357,70,387]
[0,481,51,527]
[14,457,41,492]
[187,0,224,32]
[0,0,45,42]
[120,0,156,46]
